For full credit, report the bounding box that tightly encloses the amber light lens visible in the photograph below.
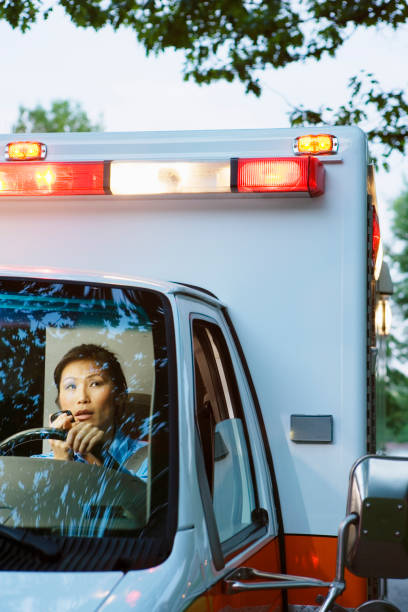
[0,162,106,196]
[295,135,336,155]
[6,141,46,161]
[236,157,324,197]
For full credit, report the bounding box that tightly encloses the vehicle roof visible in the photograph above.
[0,126,364,162]
[0,265,223,306]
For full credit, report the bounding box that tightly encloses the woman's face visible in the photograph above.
[58,359,115,431]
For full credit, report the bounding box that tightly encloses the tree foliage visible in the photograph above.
[390,190,408,325]
[386,366,408,442]
[3,1,408,155]
[12,99,103,133]
[289,71,408,170]
[2,1,408,96]
[385,190,408,442]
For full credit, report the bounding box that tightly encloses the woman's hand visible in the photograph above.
[65,422,105,465]
[49,413,106,465]
[49,412,75,461]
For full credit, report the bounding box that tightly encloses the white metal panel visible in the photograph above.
[0,126,369,535]
[0,571,123,611]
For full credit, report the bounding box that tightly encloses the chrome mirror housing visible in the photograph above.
[346,455,408,579]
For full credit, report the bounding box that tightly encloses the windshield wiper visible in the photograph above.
[0,524,62,560]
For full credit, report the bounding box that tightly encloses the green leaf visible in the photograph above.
[12,99,104,133]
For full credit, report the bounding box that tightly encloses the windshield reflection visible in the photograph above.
[0,280,173,544]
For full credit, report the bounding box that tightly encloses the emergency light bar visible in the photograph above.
[0,155,324,197]
[110,157,324,196]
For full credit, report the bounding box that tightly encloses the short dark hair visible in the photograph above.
[54,344,128,400]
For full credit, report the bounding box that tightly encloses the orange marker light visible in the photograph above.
[294,134,338,155]
[6,141,46,161]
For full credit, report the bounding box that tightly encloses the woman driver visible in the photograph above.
[48,344,147,479]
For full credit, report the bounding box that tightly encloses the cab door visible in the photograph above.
[176,294,284,612]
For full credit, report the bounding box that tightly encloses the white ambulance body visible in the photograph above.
[0,127,392,611]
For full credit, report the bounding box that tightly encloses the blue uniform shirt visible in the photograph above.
[32,429,148,481]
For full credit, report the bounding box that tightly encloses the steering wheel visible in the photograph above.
[0,428,120,472]
[0,428,67,455]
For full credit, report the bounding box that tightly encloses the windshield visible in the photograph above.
[0,278,176,553]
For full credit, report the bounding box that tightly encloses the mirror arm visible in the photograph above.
[223,513,358,607]
[318,512,358,612]
[223,566,332,594]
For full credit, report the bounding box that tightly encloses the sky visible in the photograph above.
[1,8,408,240]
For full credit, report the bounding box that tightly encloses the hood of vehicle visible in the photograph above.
[98,529,205,612]
[0,571,124,611]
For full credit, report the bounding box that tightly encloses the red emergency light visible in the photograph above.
[372,205,383,280]
[0,162,107,196]
[372,207,380,263]
[233,156,324,197]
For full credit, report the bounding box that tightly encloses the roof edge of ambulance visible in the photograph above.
[0,125,366,162]
[0,265,223,304]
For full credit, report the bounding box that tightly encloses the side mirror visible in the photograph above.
[346,455,408,579]
[222,455,406,612]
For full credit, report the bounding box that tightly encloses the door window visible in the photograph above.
[192,319,257,544]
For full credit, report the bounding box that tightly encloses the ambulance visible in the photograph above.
[0,127,403,612]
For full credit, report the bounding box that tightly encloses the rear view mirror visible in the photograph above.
[346,455,408,579]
